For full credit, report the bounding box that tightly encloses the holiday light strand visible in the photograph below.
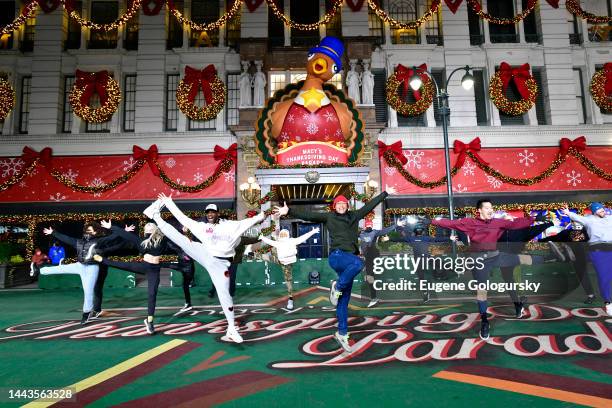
[386,73,435,117]
[176,76,226,121]
[168,0,243,32]
[69,76,122,123]
[156,158,234,192]
[367,0,440,29]
[589,69,612,113]
[0,160,38,193]
[266,0,342,31]
[384,150,460,188]
[566,0,612,24]
[467,0,537,25]
[61,0,142,31]
[489,71,538,116]
[0,1,38,35]
[0,76,16,121]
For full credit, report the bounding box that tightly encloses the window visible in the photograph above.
[64,1,82,49]
[325,0,342,39]
[290,0,320,46]
[373,69,388,123]
[167,0,183,49]
[573,68,587,124]
[472,69,488,125]
[532,69,548,125]
[123,74,136,132]
[124,0,138,50]
[268,0,285,47]
[425,0,443,45]
[567,12,582,45]
[165,74,179,131]
[18,76,31,134]
[368,0,384,45]
[430,70,444,126]
[225,0,241,50]
[88,1,118,49]
[20,12,35,52]
[226,72,240,126]
[489,0,518,43]
[468,2,483,45]
[85,94,112,132]
[189,0,219,47]
[390,0,419,44]
[497,66,525,125]
[328,73,342,90]
[522,0,540,43]
[269,72,288,97]
[397,75,426,127]
[62,76,75,133]
[0,1,15,49]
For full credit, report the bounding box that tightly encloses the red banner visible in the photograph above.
[0,152,234,203]
[381,146,612,194]
[276,142,348,166]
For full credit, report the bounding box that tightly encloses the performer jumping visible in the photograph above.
[41,221,119,324]
[146,194,268,343]
[276,187,396,353]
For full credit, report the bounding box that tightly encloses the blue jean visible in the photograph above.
[328,249,364,335]
[589,250,612,302]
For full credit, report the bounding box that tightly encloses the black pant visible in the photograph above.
[103,259,161,316]
[363,253,377,299]
[210,263,237,297]
[93,263,108,313]
[163,261,195,305]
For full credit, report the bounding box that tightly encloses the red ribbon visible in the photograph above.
[37,0,61,13]
[214,143,238,163]
[142,0,164,16]
[603,63,612,96]
[378,141,408,165]
[75,70,110,107]
[545,0,559,8]
[346,0,366,12]
[395,64,428,100]
[64,0,75,12]
[498,62,532,100]
[133,145,160,176]
[245,0,265,12]
[559,136,587,157]
[184,65,217,105]
[444,0,463,14]
[453,137,488,168]
[22,146,53,168]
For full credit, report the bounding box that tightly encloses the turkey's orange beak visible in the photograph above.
[312,58,328,75]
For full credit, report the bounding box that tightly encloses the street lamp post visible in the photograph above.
[409,65,474,221]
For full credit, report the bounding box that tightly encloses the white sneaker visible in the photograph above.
[367,298,379,308]
[329,281,341,306]
[143,319,155,335]
[84,243,97,262]
[334,331,352,353]
[222,326,244,343]
[286,299,294,310]
[30,263,35,277]
[606,303,612,317]
[143,200,162,219]
[179,303,193,313]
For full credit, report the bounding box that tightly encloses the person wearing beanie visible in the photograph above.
[563,203,612,316]
[276,186,396,353]
[259,227,320,310]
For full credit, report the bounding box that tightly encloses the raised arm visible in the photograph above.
[431,218,471,232]
[293,227,320,245]
[259,235,279,248]
[51,231,77,248]
[234,212,266,237]
[108,225,142,246]
[160,196,202,233]
[354,191,389,220]
[564,209,591,226]
[375,224,397,238]
[498,217,534,230]
[288,207,328,223]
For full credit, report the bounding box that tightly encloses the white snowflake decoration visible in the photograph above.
[49,193,66,202]
[287,114,295,123]
[486,175,502,189]
[453,184,468,193]
[306,122,319,135]
[193,172,203,183]
[123,157,137,171]
[322,110,337,122]
[302,112,310,120]
[18,181,26,188]
[384,167,397,176]
[0,158,25,178]
[224,171,235,182]
[88,177,107,197]
[463,161,476,177]
[334,128,343,138]
[565,170,582,187]
[171,179,187,196]
[62,168,79,182]
[518,149,535,167]
[165,157,177,168]
[420,172,428,179]
[426,158,438,169]
[403,150,424,169]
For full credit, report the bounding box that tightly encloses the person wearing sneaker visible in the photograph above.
[148,194,269,343]
[360,218,402,307]
[93,220,171,335]
[163,233,196,315]
[563,203,612,317]
[30,248,49,277]
[209,235,260,298]
[92,239,128,319]
[432,199,562,340]
[276,187,396,353]
[259,227,320,310]
[41,222,119,324]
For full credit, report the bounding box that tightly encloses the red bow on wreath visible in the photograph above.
[444,0,463,14]
[453,137,488,168]
[545,0,559,8]
[36,0,61,13]
[499,62,532,100]
[346,0,366,12]
[395,64,428,100]
[602,63,612,96]
[378,140,408,165]
[133,145,160,176]
[22,146,53,168]
[559,136,587,157]
[142,0,164,16]
[64,0,75,12]
[245,0,265,12]
[184,65,217,105]
[75,70,110,107]
[214,143,238,163]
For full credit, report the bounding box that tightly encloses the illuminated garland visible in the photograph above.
[156,158,233,192]
[489,71,538,116]
[566,0,612,24]
[0,1,38,35]
[467,0,537,25]
[266,0,342,31]
[386,72,434,117]
[69,75,122,123]
[367,0,440,29]
[0,76,16,121]
[257,162,366,169]
[61,0,142,31]
[167,0,243,32]
[589,68,612,113]
[176,74,226,121]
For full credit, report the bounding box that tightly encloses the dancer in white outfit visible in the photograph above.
[144,194,267,343]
